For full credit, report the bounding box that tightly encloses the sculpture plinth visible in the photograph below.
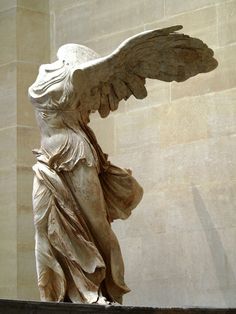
[0,299,234,314]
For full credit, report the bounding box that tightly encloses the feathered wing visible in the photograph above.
[72,25,218,118]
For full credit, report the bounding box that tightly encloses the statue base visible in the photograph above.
[0,299,234,314]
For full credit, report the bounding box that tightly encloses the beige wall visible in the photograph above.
[0,0,49,300]
[0,0,235,308]
[50,0,236,307]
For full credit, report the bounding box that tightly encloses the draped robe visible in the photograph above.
[29,60,143,304]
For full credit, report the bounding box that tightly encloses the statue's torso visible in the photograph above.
[29,64,99,172]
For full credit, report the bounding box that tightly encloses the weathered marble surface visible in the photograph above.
[29,25,217,304]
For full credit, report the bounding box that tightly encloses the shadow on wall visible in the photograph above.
[191,185,236,307]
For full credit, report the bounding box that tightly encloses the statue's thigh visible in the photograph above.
[63,162,123,264]
[64,162,109,229]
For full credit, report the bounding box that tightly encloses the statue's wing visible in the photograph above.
[72,25,218,118]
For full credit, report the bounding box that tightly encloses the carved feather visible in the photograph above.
[72,25,218,118]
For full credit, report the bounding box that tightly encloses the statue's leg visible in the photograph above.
[62,162,130,303]
[32,172,66,302]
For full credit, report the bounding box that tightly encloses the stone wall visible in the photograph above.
[0,0,49,300]
[0,0,235,308]
[49,0,236,307]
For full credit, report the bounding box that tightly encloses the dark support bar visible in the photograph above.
[0,299,235,314]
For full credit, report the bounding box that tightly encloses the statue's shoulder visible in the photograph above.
[28,60,71,104]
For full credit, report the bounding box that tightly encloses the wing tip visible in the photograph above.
[203,57,218,73]
[161,25,183,33]
[171,25,183,32]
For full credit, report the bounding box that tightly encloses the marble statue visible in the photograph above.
[28,25,217,305]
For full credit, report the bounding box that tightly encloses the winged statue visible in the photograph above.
[28,25,218,305]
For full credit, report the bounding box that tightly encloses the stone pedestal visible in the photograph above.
[0,299,235,314]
